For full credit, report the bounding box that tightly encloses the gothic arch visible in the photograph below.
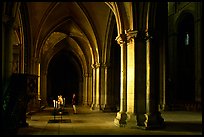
[39,33,90,105]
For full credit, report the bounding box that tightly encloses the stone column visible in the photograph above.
[95,63,101,110]
[87,73,92,106]
[37,63,41,108]
[101,63,115,111]
[40,70,48,107]
[125,29,138,128]
[114,33,128,127]
[90,64,101,110]
[144,31,164,129]
[90,64,96,110]
[83,73,89,105]
[100,63,106,110]
[134,30,148,128]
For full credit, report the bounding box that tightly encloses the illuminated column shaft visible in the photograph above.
[83,73,89,105]
[87,74,92,106]
[125,30,137,114]
[41,70,48,106]
[90,63,101,110]
[114,33,128,127]
[100,64,106,109]
[146,35,151,114]
[101,63,113,111]
[91,64,96,110]
[95,63,101,110]
[120,42,127,112]
[125,29,138,128]
[104,65,108,106]
[144,31,165,129]
[38,63,41,100]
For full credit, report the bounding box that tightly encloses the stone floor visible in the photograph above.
[17,106,202,135]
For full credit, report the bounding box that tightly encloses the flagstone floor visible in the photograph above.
[17,106,202,135]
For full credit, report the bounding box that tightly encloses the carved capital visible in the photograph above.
[91,63,100,69]
[125,29,138,43]
[84,73,90,77]
[115,30,138,45]
[115,33,127,45]
[136,30,153,42]
[95,63,100,68]
[144,31,153,41]
[91,64,95,69]
[101,63,108,69]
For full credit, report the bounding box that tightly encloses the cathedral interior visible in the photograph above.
[1,2,202,135]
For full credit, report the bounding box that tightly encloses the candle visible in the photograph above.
[53,100,55,108]
[55,100,58,108]
[63,98,65,106]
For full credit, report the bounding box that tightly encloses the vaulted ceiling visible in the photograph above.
[26,2,113,64]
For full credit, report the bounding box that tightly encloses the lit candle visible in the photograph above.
[55,100,58,108]
[53,100,55,108]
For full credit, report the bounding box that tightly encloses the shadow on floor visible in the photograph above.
[163,121,202,133]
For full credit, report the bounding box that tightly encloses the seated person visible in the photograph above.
[58,95,63,109]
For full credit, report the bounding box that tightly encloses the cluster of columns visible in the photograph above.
[82,62,115,111]
[114,29,165,129]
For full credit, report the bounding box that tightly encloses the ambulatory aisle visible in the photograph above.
[17,106,202,135]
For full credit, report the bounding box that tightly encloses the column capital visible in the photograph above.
[115,29,138,45]
[84,73,91,77]
[95,63,100,68]
[115,33,127,45]
[125,29,138,43]
[101,63,109,68]
[136,30,153,41]
[91,63,100,69]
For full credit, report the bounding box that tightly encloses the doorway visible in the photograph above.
[47,49,82,106]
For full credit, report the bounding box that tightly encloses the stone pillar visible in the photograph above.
[114,33,128,127]
[101,63,115,111]
[83,73,89,105]
[100,63,106,110]
[91,64,96,109]
[95,63,101,110]
[90,64,101,110]
[40,70,48,107]
[144,31,164,129]
[125,30,138,128]
[134,31,148,127]
[87,73,92,106]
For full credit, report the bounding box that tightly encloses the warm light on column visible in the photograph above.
[146,37,150,114]
[38,63,41,100]
[95,63,100,108]
[127,40,135,113]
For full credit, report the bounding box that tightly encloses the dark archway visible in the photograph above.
[110,21,120,110]
[47,49,82,106]
[176,13,195,104]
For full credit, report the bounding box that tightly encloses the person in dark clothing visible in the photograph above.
[72,93,77,114]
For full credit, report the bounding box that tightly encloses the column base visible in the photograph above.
[90,103,101,111]
[143,112,165,129]
[126,112,137,128]
[114,111,127,127]
[82,101,88,106]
